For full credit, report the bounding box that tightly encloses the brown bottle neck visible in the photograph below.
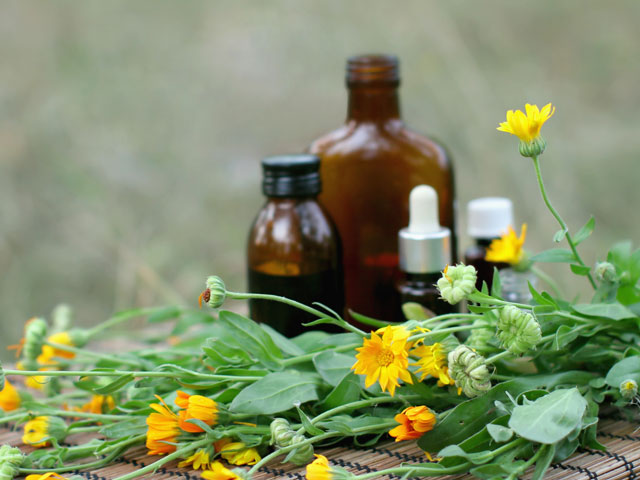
[347,86,401,122]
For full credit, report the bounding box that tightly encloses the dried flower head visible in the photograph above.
[448,345,491,398]
[201,276,227,309]
[436,264,477,305]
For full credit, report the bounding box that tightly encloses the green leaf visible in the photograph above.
[528,283,556,307]
[94,374,135,394]
[313,350,355,387]
[574,216,595,245]
[217,310,283,370]
[554,325,580,350]
[486,424,513,443]
[553,228,567,243]
[260,324,305,356]
[508,388,587,444]
[571,303,636,320]
[295,405,324,436]
[418,372,594,452]
[491,267,502,298]
[437,445,493,465]
[570,264,592,276]
[320,373,361,410]
[291,331,331,352]
[229,371,318,414]
[530,249,575,263]
[202,337,253,367]
[605,356,640,387]
[402,302,430,321]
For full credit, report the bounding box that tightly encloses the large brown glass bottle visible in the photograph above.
[247,155,343,337]
[309,55,456,322]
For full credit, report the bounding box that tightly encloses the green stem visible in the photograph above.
[420,313,484,326]
[507,444,547,480]
[530,265,564,299]
[281,342,360,367]
[248,421,397,474]
[20,445,127,474]
[408,325,477,343]
[486,350,512,365]
[86,307,164,338]
[4,369,261,383]
[532,156,596,289]
[112,437,210,480]
[354,462,472,479]
[468,293,534,310]
[227,291,367,337]
[307,395,419,427]
[44,341,142,367]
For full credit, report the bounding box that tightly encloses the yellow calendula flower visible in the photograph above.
[352,325,413,396]
[305,454,332,480]
[0,379,21,411]
[23,416,67,448]
[497,103,555,157]
[389,405,437,442]
[201,461,242,480]
[178,449,212,470]
[25,473,69,480]
[175,390,218,433]
[80,395,116,414]
[485,224,527,266]
[411,343,455,387]
[497,103,555,143]
[40,332,76,361]
[145,396,180,455]
[214,438,261,466]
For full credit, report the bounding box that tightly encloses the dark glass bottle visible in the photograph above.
[247,155,343,337]
[464,198,512,290]
[309,54,456,322]
[396,185,455,320]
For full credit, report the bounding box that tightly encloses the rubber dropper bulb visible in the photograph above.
[408,185,440,234]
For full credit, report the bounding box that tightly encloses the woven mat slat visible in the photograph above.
[3,417,640,479]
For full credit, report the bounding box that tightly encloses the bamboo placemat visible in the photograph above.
[3,414,639,479]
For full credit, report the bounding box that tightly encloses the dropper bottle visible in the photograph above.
[396,185,455,319]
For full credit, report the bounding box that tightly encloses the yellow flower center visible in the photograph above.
[377,349,394,367]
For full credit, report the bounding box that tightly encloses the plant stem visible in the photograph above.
[4,369,261,383]
[44,341,142,368]
[227,290,367,337]
[408,325,477,343]
[281,342,360,367]
[486,350,512,365]
[353,462,472,479]
[306,395,420,427]
[19,445,127,474]
[532,156,596,289]
[86,307,164,338]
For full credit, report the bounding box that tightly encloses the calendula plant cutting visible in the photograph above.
[1,103,639,480]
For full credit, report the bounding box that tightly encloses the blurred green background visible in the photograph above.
[2,1,639,358]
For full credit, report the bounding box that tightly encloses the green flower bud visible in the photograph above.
[51,304,73,332]
[448,345,491,397]
[467,318,495,350]
[0,445,24,480]
[620,379,638,401]
[497,306,541,355]
[68,329,89,348]
[436,264,477,305]
[518,136,546,158]
[203,276,227,309]
[23,318,48,362]
[269,418,313,465]
[595,262,617,283]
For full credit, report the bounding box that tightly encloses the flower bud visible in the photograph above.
[269,418,313,465]
[497,306,541,355]
[203,276,227,309]
[518,137,546,158]
[436,264,477,305]
[23,318,48,362]
[448,345,491,398]
[620,379,638,401]
[0,445,24,480]
[595,262,617,283]
[51,304,73,332]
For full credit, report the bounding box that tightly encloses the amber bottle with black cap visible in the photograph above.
[309,54,456,322]
[247,154,343,337]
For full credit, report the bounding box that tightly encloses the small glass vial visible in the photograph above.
[464,198,512,290]
[247,155,344,337]
[396,185,455,319]
[499,268,537,304]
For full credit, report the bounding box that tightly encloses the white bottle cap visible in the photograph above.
[467,197,514,239]
[399,185,451,273]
